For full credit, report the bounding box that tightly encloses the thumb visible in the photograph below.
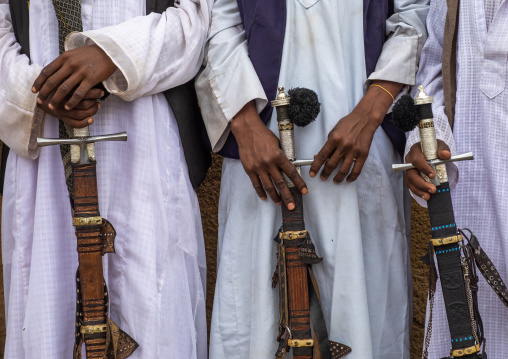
[437,140,451,160]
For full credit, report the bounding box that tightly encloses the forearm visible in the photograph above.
[0,3,44,159]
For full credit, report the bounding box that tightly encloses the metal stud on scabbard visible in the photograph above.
[271,87,351,359]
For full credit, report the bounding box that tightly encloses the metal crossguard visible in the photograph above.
[37,132,127,164]
[392,151,474,185]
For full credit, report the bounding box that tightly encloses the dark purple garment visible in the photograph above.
[218,0,405,158]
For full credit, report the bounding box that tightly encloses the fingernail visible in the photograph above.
[87,118,94,124]
[276,202,281,206]
[309,171,316,178]
[48,104,54,110]
[64,105,70,110]
[320,176,326,181]
[37,98,42,105]
[101,91,105,97]
[421,195,427,200]
[288,203,295,211]
[98,103,101,109]
[429,173,435,178]
[261,197,267,201]
[301,188,308,195]
[32,87,37,93]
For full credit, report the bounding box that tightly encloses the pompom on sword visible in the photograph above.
[391,86,508,359]
[271,87,351,359]
[37,126,138,358]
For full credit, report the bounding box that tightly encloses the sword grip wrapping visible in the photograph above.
[73,163,107,358]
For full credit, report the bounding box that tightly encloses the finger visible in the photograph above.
[32,57,65,93]
[248,174,267,201]
[74,99,100,111]
[271,169,295,210]
[83,88,105,100]
[65,103,100,120]
[346,156,367,183]
[408,149,436,179]
[309,141,335,178]
[333,156,354,183]
[278,158,307,195]
[36,69,70,105]
[64,81,93,110]
[437,140,452,160]
[60,116,94,129]
[259,173,281,205]
[320,150,343,180]
[406,170,436,198]
[48,73,83,110]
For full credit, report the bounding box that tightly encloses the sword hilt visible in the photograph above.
[37,131,127,165]
[37,131,128,147]
[391,86,473,186]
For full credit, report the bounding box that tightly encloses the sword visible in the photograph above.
[271,87,351,359]
[392,86,489,359]
[38,125,138,358]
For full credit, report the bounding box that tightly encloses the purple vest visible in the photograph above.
[218,0,404,158]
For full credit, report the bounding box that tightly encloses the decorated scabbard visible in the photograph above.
[271,87,351,359]
[400,87,482,359]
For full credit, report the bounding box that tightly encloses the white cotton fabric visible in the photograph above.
[196,0,428,358]
[1,0,212,358]
[409,0,508,357]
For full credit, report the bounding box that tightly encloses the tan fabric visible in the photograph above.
[442,0,460,130]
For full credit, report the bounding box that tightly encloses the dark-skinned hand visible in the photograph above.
[405,140,451,201]
[32,44,117,111]
[231,101,308,210]
[310,80,403,183]
[36,88,103,128]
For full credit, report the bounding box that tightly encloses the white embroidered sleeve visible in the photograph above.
[66,0,213,102]
[404,0,458,207]
[368,0,430,86]
[0,2,44,159]
[194,0,268,152]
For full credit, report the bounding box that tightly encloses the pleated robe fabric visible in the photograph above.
[1,0,210,358]
[407,0,508,357]
[204,0,416,357]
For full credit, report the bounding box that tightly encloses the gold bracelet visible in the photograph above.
[369,84,395,102]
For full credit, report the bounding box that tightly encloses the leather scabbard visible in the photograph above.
[73,162,108,358]
[427,182,477,359]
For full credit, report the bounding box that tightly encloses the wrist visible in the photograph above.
[231,101,261,135]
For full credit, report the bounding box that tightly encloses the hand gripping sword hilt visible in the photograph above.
[391,86,473,186]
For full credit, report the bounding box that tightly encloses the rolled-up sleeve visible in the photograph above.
[368,0,430,86]
[0,2,45,159]
[66,0,213,102]
[195,0,267,152]
[403,0,458,207]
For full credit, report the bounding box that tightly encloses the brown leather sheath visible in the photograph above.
[73,162,108,358]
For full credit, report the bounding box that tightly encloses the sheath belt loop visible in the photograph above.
[80,324,108,335]
[73,216,102,227]
[450,343,480,357]
[430,234,462,247]
[279,230,307,240]
[287,338,314,348]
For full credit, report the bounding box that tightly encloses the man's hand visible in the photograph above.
[405,140,451,200]
[310,80,402,183]
[32,44,117,111]
[37,88,103,128]
[231,101,307,210]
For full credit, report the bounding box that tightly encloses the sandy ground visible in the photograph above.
[0,153,430,358]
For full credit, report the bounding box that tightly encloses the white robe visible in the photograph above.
[0,0,212,358]
[196,0,429,358]
[406,0,508,357]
